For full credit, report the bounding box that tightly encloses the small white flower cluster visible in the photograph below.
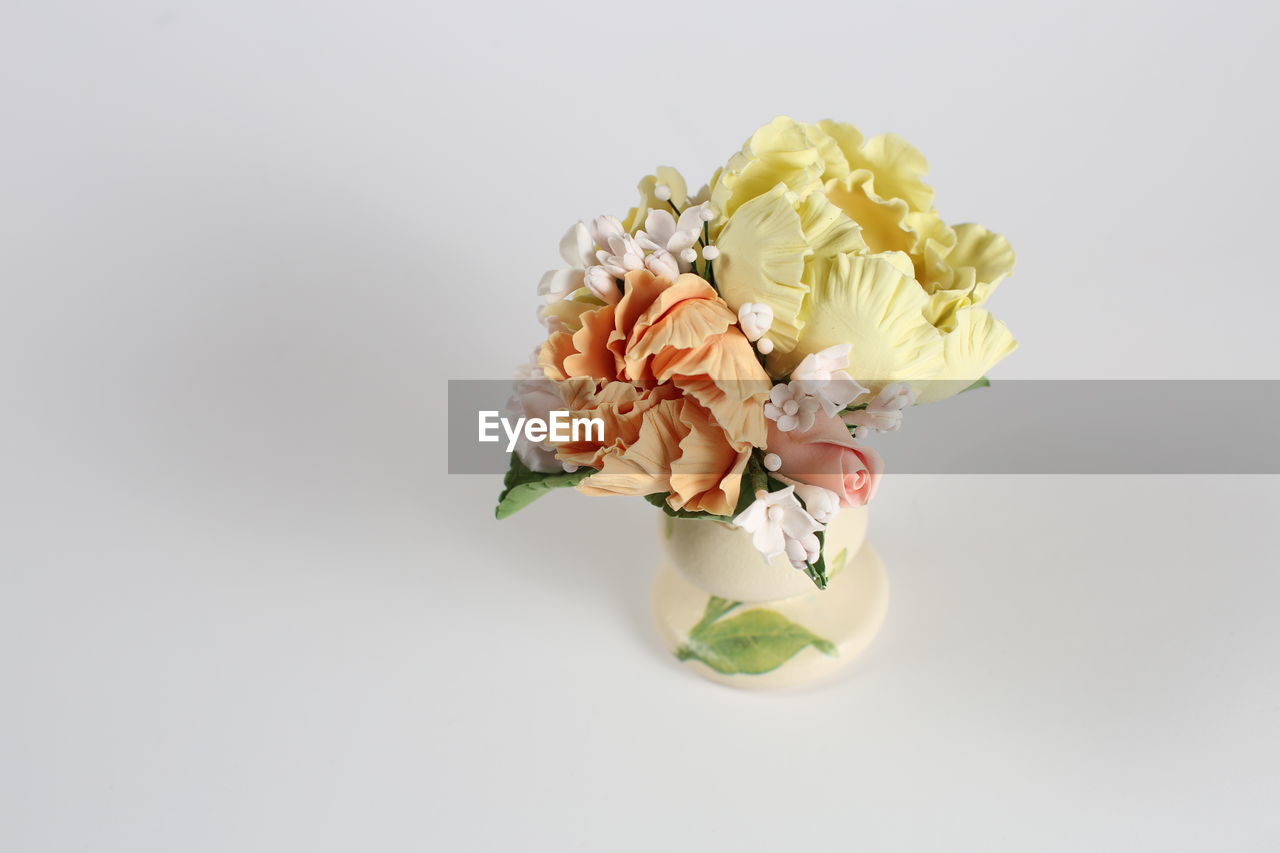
[732,481,841,572]
[843,382,917,435]
[537,193,718,317]
[763,383,822,432]
[732,487,822,572]
[764,344,869,432]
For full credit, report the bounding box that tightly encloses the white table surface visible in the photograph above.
[3,2,1278,850]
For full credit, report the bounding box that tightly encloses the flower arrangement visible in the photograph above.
[497,116,1017,589]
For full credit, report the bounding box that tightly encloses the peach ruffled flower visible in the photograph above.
[539,270,771,516]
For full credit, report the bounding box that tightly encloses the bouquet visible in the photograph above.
[496,116,1017,589]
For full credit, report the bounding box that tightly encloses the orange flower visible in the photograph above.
[539,270,771,515]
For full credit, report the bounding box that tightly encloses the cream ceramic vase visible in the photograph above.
[651,507,888,688]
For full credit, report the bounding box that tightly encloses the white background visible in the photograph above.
[3,1,1279,850]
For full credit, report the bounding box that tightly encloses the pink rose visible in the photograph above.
[766,411,883,507]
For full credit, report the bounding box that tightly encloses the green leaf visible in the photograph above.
[676,608,837,675]
[643,493,733,524]
[802,528,829,590]
[494,453,591,519]
[692,596,741,632]
[960,375,991,393]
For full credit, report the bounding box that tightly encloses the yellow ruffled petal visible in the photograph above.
[916,308,1018,404]
[771,253,944,394]
[878,250,917,278]
[624,166,689,233]
[815,120,865,169]
[919,224,1012,330]
[946,223,1015,306]
[848,133,935,212]
[710,117,829,221]
[714,183,812,355]
[796,191,866,259]
[802,122,850,181]
[817,122,935,214]
[824,171,914,256]
[924,285,977,333]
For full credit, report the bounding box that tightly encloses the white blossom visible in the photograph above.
[843,382,916,435]
[596,232,648,278]
[537,267,584,304]
[732,486,824,570]
[644,248,681,280]
[587,215,627,249]
[537,216,634,310]
[763,382,821,433]
[737,302,774,342]
[537,208,703,319]
[790,344,869,416]
[584,265,620,304]
[791,482,841,524]
[784,532,821,571]
[636,204,707,273]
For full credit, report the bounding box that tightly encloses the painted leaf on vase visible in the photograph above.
[676,601,837,675]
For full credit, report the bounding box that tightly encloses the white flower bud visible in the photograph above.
[785,531,821,570]
[654,184,672,201]
[584,266,620,304]
[737,302,774,342]
[644,249,680,281]
[791,483,840,525]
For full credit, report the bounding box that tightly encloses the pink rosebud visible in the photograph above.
[765,411,883,507]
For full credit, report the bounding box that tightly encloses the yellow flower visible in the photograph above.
[709,117,832,221]
[916,308,1018,403]
[768,252,943,396]
[715,185,868,358]
[714,185,811,355]
[709,116,1018,386]
[922,223,1016,332]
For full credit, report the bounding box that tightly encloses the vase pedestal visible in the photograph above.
[651,508,888,689]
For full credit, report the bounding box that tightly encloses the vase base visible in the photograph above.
[651,541,888,689]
